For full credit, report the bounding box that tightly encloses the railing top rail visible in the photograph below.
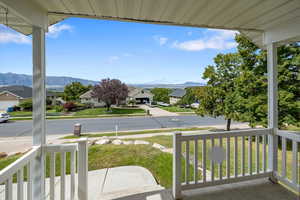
[0,146,41,183]
[276,131,300,142]
[180,128,272,141]
[44,143,78,152]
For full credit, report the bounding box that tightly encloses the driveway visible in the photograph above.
[139,105,178,117]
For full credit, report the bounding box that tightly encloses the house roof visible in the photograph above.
[1,0,300,48]
[169,89,186,98]
[128,87,153,99]
[0,85,57,98]
[0,85,32,98]
[79,90,93,99]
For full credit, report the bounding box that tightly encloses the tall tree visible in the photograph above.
[63,82,89,101]
[234,35,300,128]
[92,78,128,111]
[179,87,199,105]
[196,53,242,131]
[151,88,171,103]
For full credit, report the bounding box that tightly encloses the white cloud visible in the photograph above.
[47,23,72,38]
[107,56,120,63]
[187,31,193,36]
[172,29,238,51]
[0,25,30,44]
[153,35,168,46]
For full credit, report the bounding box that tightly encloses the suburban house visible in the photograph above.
[0,1,299,200]
[0,85,59,111]
[80,87,154,106]
[169,88,186,105]
[79,90,105,107]
[127,87,153,104]
[0,85,32,111]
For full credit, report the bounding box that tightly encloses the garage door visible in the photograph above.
[0,101,19,111]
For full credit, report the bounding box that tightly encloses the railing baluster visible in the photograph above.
[226,137,230,179]
[211,137,215,182]
[234,136,238,177]
[219,136,222,180]
[71,150,76,200]
[281,137,286,177]
[202,137,206,183]
[5,177,13,200]
[256,135,260,174]
[292,141,298,184]
[17,168,24,200]
[61,152,66,200]
[27,161,33,200]
[262,135,266,173]
[185,141,190,185]
[248,136,252,175]
[242,136,245,176]
[194,139,198,184]
[50,152,55,200]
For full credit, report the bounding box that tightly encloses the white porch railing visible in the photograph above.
[0,139,88,200]
[275,131,300,192]
[173,128,276,199]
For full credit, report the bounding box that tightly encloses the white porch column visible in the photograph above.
[32,26,46,199]
[267,42,278,180]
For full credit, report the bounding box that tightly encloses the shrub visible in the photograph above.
[54,105,64,112]
[19,99,32,111]
[63,102,76,112]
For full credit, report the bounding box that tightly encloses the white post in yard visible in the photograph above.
[267,42,278,182]
[173,132,182,199]
[32,26,46,199]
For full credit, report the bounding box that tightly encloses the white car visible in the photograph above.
[0,112,10,123]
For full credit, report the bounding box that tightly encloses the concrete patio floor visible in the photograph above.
[1,168,298,200]
[182,178,299,200]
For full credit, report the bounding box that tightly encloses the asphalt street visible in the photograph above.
[0,115,235,137]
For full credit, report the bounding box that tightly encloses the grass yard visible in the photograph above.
[159,106,194,113]
[62,127,212,139]
[0,144,193,188]
[9,109,62,117]
[74,107,145,116]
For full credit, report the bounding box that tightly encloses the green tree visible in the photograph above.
[179,87,200,105]
[151,88,171,103]
[63,82,89,101]
[234,35,300,128]
[19,99,33,111]
[196,53,242,131]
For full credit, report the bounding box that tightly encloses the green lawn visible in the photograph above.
[62,127,211,139]
[74,107,145,116]
[9,109,62,117]
[159,106,195,113]
[0,144,192,188]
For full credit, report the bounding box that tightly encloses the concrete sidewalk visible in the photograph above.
[0,166,171,200]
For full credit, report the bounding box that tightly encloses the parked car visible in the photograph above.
[0,112,10,123]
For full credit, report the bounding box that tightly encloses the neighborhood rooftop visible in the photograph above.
[0,85,32,98]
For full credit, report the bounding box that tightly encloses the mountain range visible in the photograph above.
[0,73,205,90]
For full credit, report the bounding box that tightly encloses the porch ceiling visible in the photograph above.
[1,0,300,47]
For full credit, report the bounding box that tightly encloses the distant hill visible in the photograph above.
[0,73,98,90]
[0,72,205,91]
[129,82,206,89]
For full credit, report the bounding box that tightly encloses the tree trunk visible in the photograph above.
[226,118,231,131]
[106,104,111,111]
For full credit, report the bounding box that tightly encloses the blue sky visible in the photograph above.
[0,18,238,84]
